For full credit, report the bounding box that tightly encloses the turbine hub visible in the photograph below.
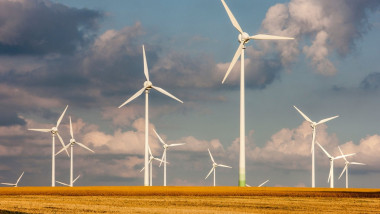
[144,81,152,89]
[70,139,75,144]
[213,163,217,167]
[311,122,316,129]
[238,32,250,43]
[51,127,58,134]
[163,145,168,149]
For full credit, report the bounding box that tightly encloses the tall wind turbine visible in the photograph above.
[1,172,24,187]
[294,106,338,187]
[338,146,365,188]
[153,129,185,186]
[56,116,94,187]
[316,142,354,188]
[205,149,232,186]
[119,45,183,186]
[140,145,166,186]
[220,0,294,187]
[28,105,70,187]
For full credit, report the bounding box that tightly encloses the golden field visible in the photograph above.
[0,186,379,213]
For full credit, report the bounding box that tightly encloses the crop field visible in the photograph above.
[0,186,379,213]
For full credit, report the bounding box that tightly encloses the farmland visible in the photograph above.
[0,186,379,213]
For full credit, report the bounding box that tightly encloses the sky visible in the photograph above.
[0,0,380,188]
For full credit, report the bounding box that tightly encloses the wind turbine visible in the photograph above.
[316,142,354,188]
[56,116,94,187]
[246,179,269,187]
[153,129,185,186]
[220,0,294,187]
[57,175,80,187]
[338,146,365,188]
[28,105,70,187]
[119,45,183,186]
[293,106,338,188]
[140,145,167,186]
[205,149,232,186]
[1,172,24,187]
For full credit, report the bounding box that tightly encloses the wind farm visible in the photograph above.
[1,0,380,213]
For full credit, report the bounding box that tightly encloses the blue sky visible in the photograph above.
[0,0,380,188]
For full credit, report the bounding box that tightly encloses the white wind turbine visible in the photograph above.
[56,116,94,187]
[140,145,167,186]
[153,129,185,186]
[338,146,365,188]
[220,0,294,187]
[293,106,338,188]
[245,179,269,187]
[205,149,232,186]
[316,142,354,188]
[28,105,70,187]
[1,172,24,187]
[119,45,183,186]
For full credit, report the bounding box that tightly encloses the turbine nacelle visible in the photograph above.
[144,81,153,89]
[238,32,250,44]
[51,127,58,134]
[310,122,317,129]
[70,138,76,144]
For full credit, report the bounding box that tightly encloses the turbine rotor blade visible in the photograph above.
[140,166,145,172]
[28,129,51,133]
[338,165,347,179]
[220,0,243,33]
[142,45,149,81]
[293,106,313,123]
[56,143,71,156]
[217,164,232,168]
[205,167,214,179]
[258,179,269,187]
[317,116,339,125]
[153,129,165,145]
[73,175,81,183]
[350,162,366,165]
[250,34,294,40]
[69,116,74,139]
[208,149,215,163]
[57,133,70,157]
[1,183,15,186]
[56,181,70,186]
[159,149,166,167]
[316,142,332,158]
[118,87,146,108]
[245,184,251,187]
[335,153,355,160]
[168,143,185,147]
[16,172,24,185]
[328,163,332,183]
[77,142,95,153]
[222,42,244,84]
[56,105,68,128]
[152,86,183,103]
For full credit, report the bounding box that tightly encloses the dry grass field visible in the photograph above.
[0,186,379,213]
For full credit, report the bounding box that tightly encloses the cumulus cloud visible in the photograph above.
[0,0,102,55]
[260,0,380,75]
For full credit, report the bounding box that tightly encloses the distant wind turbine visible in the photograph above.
[119,45,183,186]
[316,142,354,188]
[28,105,70,187]
[1,172,24,187]
[153,129,185,186]
[56,116,94,187]
[220,0,294,187]
[338,146,365,188]
[294,106,338,188]
[140,145,167,186]
[205,149,232,186]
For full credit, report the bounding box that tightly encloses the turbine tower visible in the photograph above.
[219,0,294,187]
[118,45,183,186]
[338,146,365,188]
[205,149,232,186]
[140,145,166,186]
[28,105,70,187]
[1,171,24,187]
[153,129,185,186]
[56,116,94,187]
[316,142,354,188]
[293,106,338,187]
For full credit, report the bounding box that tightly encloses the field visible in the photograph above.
[0,186,379,213]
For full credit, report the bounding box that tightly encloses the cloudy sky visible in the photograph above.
[1,0,380,188]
